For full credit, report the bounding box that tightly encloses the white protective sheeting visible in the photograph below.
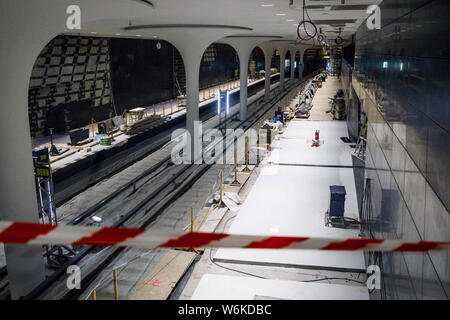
[191,274,369,300]
[214,120,365,271]
[268,121,353,166]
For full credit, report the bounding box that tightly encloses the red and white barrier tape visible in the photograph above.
[0,221,448,252]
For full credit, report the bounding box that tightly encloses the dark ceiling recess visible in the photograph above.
[314,19,357,25]
[124,24,253,31]
[226,35,283,38]
[330,5,368,11]
[137,0,154,7]
[305,5,327,9]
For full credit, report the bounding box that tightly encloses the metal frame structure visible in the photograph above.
[33,147,74,268]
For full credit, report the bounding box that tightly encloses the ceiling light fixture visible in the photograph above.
[90,32,97,34]
[136,34,142,37]
[286,19,295,22]
[276,13,286,16]
[261,4,273,7]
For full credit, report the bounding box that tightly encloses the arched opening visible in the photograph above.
[285,50,292,78]
[248,46,265,82]
[294,51,301,79]
[198,43,239,102]
[28,35,187,147]
[271,49,280,76]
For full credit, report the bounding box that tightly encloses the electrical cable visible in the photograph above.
[207,193,367,285]
[208,248,268,280]
[296,0,318,44]
[301,277,366,284]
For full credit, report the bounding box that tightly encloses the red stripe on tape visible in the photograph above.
[321,238,384,251]
[72,227,145,246]
[159,232,228,248]
[244,236,309,249]
[0,222,56,244]
[393,241,439,252]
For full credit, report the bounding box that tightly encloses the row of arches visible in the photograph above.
[27,37,304,138]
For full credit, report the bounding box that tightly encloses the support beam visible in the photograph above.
[259,43,276,101]
[279,49,286,92]
[157,29,250,162]
[264,53,272,101]
[298,46,309,81]
[238,53,250,121]
[0,0,68,299]
[182,49,202,163]
[290,50,295,81]
[222,38,264,121]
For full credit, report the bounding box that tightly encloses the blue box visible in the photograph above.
[329,185,346,217]
[275,111,284,123]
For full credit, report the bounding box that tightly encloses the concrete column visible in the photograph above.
[0,0,67,299]
[259,43,279,101]
[166,31,253,162]
[222,38,266,121]
[264,50,272,101]
[279,50,286,91]
[238,51,250,121]
[290,53,295,81]
[299,47,308,81]
[182,51,202,163]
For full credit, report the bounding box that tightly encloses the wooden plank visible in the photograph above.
[184,207,211,232]
[222,166,253,194]
[198,207,228,233]
[130,250,196,300]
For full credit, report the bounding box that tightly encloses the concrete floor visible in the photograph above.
[191,274,369,300]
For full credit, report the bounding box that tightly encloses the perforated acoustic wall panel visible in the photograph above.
[28,35,113,137]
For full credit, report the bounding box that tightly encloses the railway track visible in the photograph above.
[52,74,281,205]
[1,74,316,300]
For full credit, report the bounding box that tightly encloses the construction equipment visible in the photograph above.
[69,127,90,145]
[125,114,164,135]
[32,146,74,267]
[295,102,310,118]
[327,89,346,120]
[48,128,69,156]
[325,185,360,229]
[311,130,320,147]
[230,150,241,186]
[353,117,368,161]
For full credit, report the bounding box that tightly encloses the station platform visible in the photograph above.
[186,75,368,300]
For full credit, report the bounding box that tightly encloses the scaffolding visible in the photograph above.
[32,146,75,268]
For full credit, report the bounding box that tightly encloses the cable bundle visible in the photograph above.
[296,0,318,45]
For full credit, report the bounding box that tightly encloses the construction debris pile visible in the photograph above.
[326,89,346,120]
[292,72,328,119]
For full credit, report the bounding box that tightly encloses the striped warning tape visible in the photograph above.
[0,221,448,252]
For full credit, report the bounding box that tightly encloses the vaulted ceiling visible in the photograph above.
[65,0,383,46]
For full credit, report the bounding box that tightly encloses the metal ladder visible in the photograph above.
[353,120,367,161]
